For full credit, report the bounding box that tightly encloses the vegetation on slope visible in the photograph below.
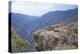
[11,28,29,52]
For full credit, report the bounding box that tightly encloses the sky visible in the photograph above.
[11,1,77,16]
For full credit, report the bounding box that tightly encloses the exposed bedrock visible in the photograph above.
[33,23,78,51]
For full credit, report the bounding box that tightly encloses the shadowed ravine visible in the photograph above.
[25,34,37,52]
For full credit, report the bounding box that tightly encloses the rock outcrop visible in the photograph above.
[33,22,78,51]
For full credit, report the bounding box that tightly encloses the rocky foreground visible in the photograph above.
[33,22,78,51]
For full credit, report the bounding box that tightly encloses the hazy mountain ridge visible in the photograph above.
[10,13,40,40]
[28,8,78,32]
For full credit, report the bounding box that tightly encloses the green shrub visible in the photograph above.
[11,28,29,52]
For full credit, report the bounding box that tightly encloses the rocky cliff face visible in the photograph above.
[33,22,78,51]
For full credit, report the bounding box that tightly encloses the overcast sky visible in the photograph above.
[12,1,77,16]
